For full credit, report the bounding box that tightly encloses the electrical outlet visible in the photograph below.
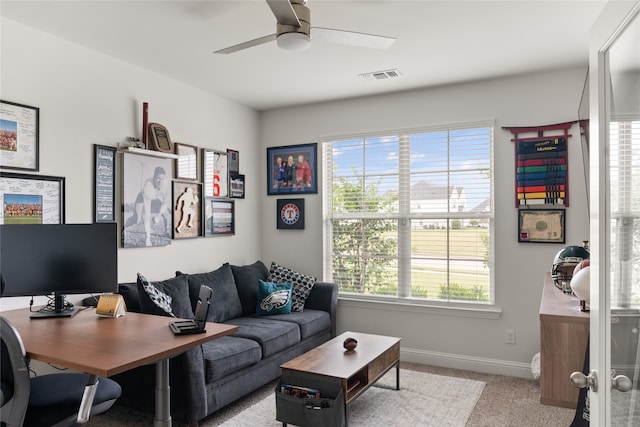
[505,329,516,344]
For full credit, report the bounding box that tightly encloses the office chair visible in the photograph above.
[0,316,122,427]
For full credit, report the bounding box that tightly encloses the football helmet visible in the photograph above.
[552,245,590,293]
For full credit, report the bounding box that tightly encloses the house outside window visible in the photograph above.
[322,122,494,305]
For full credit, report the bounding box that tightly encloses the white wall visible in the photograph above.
[0,18,262,310]
[260,68,591,377]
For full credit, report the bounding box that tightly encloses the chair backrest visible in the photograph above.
[0,316,31,427]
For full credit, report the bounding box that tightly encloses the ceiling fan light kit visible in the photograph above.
[214,0,395,54]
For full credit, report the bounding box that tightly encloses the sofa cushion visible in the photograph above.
[201,336,262,384]
[177,263,242,323]
[257,309,331,340]
[231,261,269,316]
[136,273,193,319]
[224,317,300,358]
[267,262,316,312]
[255,280,292,316]
[117,282,140,313]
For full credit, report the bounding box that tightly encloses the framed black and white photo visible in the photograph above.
[518,209,565,243]
[175,142,199,181]
[204,198,235,236]
[267,143,317,195]
[229,173,245,199]
[277,198,305,230]
[172,180,202,239]
[202,149,228,198]
[0,172,64,224]
[122,152,172,248]
[0,100,39,171]
[94,144,116,223]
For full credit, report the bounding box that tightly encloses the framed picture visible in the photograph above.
[518,209,565,243]
[202,149,228,198]
[277,198,305,230]
[172,180,202,239]
[267,143,317,195]
[94,144,116,223]
[148,122,173,153]
[227,149,239,174]
[175,143,199,181]
[204,198,234,236]
[229,173,245,199]
[0,100,39,171]
[0,172,64,224]
[122,152,172,248]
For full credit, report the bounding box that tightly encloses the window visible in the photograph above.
[322,122,494,305]
[609,119,640,309]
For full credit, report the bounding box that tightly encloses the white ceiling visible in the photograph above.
[1,0,608,111]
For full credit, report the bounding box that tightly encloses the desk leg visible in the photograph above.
[154,359,171,427]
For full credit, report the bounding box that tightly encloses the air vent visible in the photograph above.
[359,69,402,81]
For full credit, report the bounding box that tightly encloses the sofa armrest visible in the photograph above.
[304,281,338,337]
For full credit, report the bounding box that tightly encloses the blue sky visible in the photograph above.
[0,119,17,133]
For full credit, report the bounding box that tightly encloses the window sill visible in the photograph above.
[337,295,502,319]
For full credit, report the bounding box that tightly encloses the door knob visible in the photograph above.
[570,370,598,392]
[612,374,632,392]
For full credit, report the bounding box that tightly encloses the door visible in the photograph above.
[584,2,640,425]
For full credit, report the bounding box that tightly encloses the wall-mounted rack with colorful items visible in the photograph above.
[503,121,574,208]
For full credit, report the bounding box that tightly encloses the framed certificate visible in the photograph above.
[518,209,565,243]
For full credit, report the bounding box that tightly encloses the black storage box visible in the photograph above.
[275,376,345,427]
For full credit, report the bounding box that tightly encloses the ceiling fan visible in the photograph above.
[214,0,396,54]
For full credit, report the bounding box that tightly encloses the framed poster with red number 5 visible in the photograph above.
[202,148,228,198]
[277,198,304,230]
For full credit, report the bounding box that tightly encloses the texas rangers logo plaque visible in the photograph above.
[277,199,305,230]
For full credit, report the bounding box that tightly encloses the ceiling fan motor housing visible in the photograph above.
[277,0,310,39]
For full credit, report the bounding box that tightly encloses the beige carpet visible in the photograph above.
[220,368,485,427]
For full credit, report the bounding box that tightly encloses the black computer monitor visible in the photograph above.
[0,223,118,318]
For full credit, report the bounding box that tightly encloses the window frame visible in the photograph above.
[321,121,495,309]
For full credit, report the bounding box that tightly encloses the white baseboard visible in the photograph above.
[400,346,534,379]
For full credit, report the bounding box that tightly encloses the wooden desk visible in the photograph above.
[539,272,589,408]
[1,307,238,426]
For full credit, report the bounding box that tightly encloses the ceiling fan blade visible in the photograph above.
[214,34,278,54]
[311,27,396,50]
[265,0,300,26]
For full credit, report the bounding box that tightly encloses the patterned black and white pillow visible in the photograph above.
[267,262,316,312]
[137,273,175,317]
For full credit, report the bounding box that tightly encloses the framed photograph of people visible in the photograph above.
[267,143,317,195]
[172,180,202,239]
[0,100,39,171]
[202,148,228,198]
[229,174,245,199]
[0,172,65,224]
[174,142,199,181]
[122,152,172,248]
[94,144,116,223]
[518,209,565,243]
[277,198,305,230]
[204,198,235,236]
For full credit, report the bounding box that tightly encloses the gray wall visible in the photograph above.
[260,68,591,377]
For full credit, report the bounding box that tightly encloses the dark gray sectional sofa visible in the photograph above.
[110,261,338,424]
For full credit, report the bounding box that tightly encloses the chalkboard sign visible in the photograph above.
[94,144,116,223]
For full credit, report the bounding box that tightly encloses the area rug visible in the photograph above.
[219,368,486,427]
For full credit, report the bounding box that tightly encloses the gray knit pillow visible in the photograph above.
[267,262,316,312]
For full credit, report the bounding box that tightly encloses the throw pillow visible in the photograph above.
[255,280,292,316]
[230,261,270,316]
[267,262,316,312]
[176,263,242,323]
[136,273,193,319]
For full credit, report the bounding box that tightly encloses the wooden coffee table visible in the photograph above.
[280,331,401,426]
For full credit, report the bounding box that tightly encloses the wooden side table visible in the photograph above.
[539,272,589,408]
